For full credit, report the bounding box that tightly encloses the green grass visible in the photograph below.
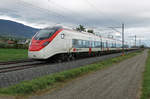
[0,48,28,62]
[141,50,150,99]
[0,50,142,95]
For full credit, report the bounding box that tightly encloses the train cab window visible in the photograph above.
[34,26,62,40]
[34,29,55,40]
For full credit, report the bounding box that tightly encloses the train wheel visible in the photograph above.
[71,54,75,60]
[98,53,101,56]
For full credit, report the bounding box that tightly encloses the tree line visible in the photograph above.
[76,25,94,33]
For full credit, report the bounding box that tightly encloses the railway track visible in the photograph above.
[0,50,138,74]
[0,61,48,73]
[0,55,109,74]
[0,59,34,65]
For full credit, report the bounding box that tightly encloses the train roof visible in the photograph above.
[44,26,63,30]
[45,25,125,43]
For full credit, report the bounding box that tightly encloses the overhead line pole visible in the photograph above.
[107,23,125,56]
[122,23,125,56]
[135,35,136,47]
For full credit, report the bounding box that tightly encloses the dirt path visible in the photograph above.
[27,50,148,99]
[2,50,148,99]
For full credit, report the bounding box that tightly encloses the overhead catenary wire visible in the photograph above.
[83,0,123,39]
[19,0,124,39]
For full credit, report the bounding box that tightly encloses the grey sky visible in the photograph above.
[0,0,150,46]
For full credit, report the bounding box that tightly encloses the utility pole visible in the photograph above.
[122,23,124,56]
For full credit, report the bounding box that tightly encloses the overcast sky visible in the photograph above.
[0,0,150,46]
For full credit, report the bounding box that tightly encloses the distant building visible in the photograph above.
[17,40,26,45]
[25,39,31,44]
[17,39,31,45]
[0,40,3,43]
[7,40,15,44]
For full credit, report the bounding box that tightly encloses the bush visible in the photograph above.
[0,43,28,49]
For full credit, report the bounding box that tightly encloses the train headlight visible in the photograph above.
[42,41,50,46]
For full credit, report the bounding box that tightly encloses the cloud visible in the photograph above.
[0,0,150,46]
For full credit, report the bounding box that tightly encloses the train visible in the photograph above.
[28,26,133,60]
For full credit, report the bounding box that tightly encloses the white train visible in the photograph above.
[28,26,131,59]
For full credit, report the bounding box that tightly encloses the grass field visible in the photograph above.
[141,50,150,99]
[0,48,28,62]
[0,50,142,95]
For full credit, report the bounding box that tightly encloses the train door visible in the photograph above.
[64,31,72,52]
[59,31,67,52]
[66,38,71,52]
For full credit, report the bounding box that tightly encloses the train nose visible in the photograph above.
[29,39,50,51]
[29,42,41,51]
[28,51,47,59]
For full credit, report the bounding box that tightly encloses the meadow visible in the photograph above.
[0,48,28,62]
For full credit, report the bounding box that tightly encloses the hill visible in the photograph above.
[0,19,39,38]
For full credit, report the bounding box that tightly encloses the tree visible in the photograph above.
[140,45,145,48]
[87,29,94,33]
[76,25,85,32]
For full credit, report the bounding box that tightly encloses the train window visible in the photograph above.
[108,43,112,48]
[90,41,91,48]
[72,39,104,48]
[78,40,82,48]
[111,43,113,48]
[34,29,56,40]
[85,41,89,48]
[98,42,101,48]
[116,44,119,48]
[106,42,108,48]
[82,40,86,48]
[72,39,78,48]
[92,41,95,48]
[114,42,116,48]
[94,41,97,48]
[108,42,110,48]
[95,41,99,48]
[104,42,107,48]
[116,44,118,47]
[73,39,90,48]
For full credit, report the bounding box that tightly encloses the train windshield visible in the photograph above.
[34,26,62,40]
[34,29,56,40]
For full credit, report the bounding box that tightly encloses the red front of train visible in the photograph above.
[28,26,63,59]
